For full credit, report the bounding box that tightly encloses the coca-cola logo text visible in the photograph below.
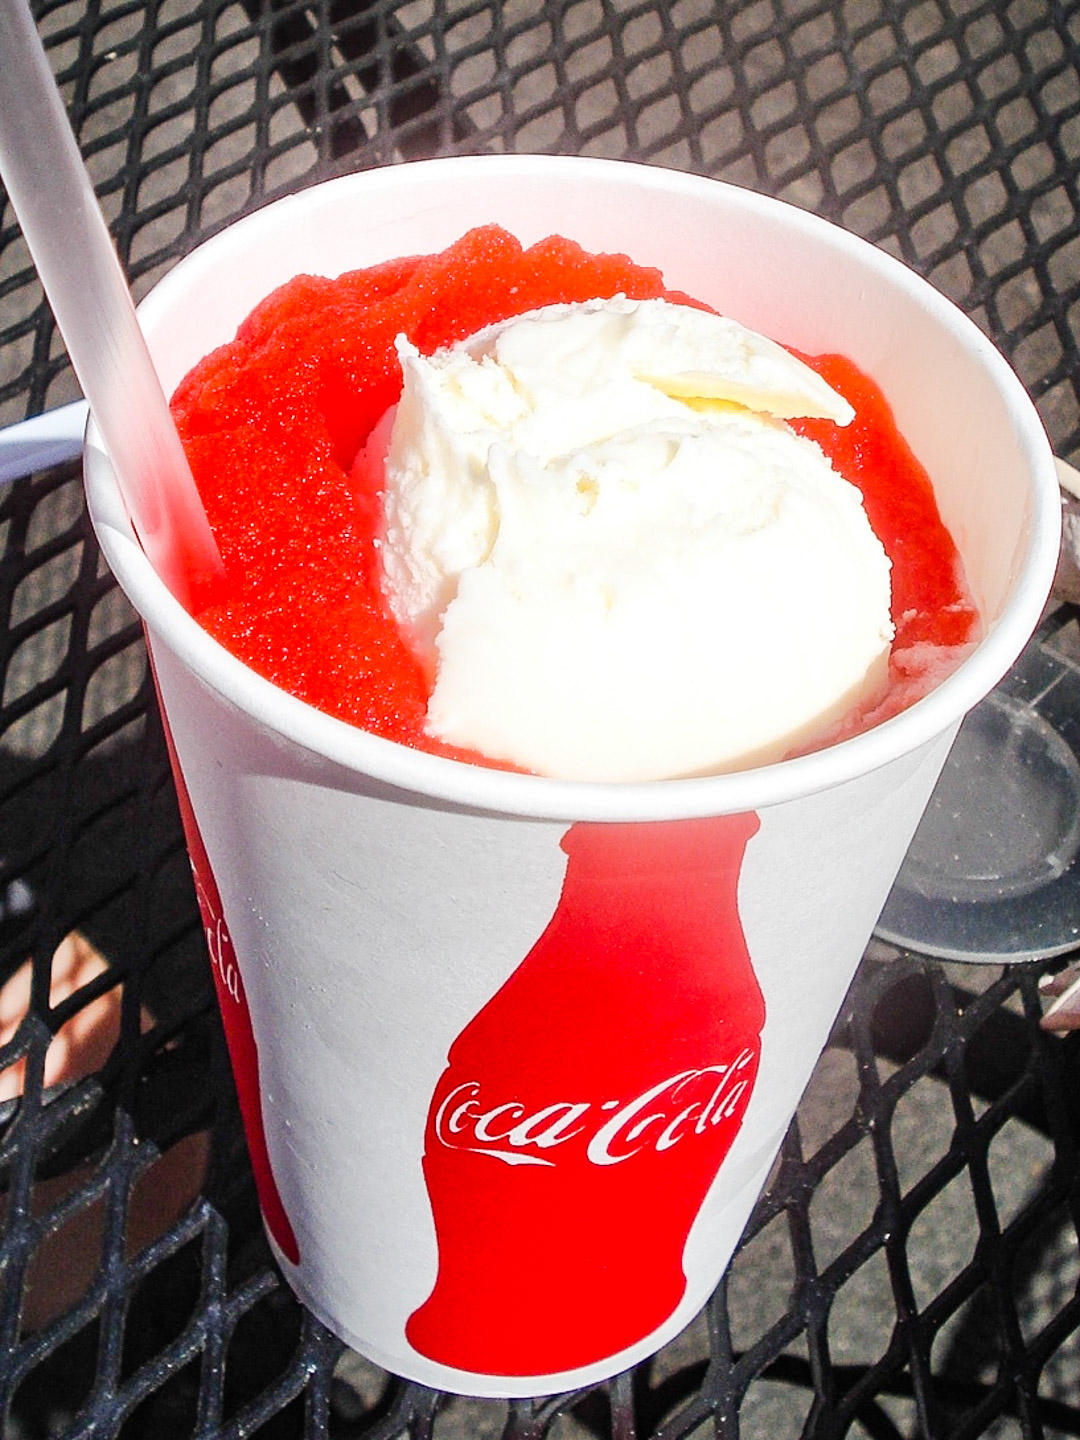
[433,1048,756,1168]
[194,868,241,1007]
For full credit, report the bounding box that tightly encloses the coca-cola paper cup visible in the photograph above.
[84,156,1059,1397]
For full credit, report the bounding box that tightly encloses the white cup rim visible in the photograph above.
[84,155,1062,823]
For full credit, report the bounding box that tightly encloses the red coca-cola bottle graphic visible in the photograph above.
[406,812,763,1376]
[154,679,300,1265]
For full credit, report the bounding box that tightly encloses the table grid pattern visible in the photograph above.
[1,0,1079,1435]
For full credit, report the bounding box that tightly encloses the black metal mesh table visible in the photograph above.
[1,1,1079,1435]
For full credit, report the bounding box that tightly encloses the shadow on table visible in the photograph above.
[0,695,312,1438]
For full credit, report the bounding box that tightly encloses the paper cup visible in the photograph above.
[83,156,1059,1397]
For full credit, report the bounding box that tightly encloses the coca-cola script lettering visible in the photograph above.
[406,814,765,1379]
[434,1050,757,1168]
[152,668,300,1267]
[197,880,241,1006]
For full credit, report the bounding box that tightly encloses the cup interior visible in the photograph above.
[84,155,1060,821]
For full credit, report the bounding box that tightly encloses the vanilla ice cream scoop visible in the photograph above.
[375,296,894,782]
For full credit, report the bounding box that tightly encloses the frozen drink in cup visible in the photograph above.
[83,156,1060,1397]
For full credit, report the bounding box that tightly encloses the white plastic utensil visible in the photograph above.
[0,0,224,611]
[0,399,87,484]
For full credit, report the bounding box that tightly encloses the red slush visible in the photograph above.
[169,225,980,769]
